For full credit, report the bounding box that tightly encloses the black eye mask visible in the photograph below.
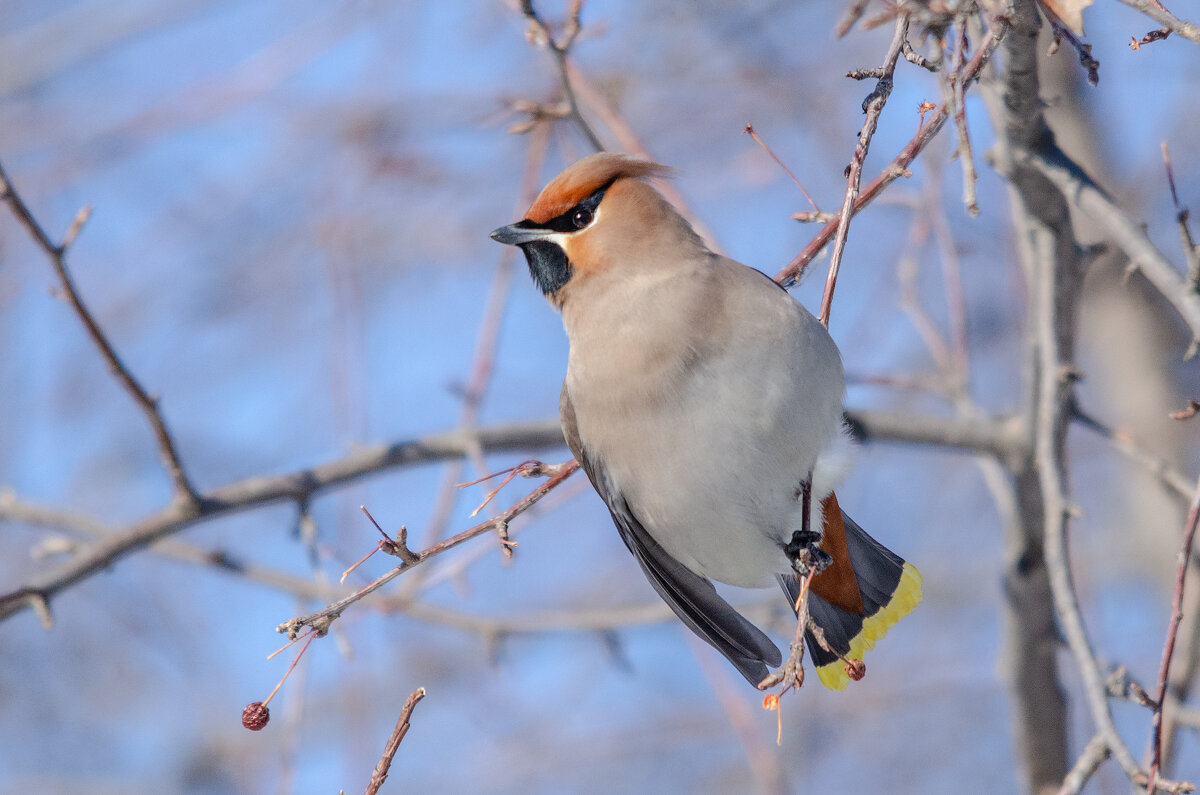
[512,185,607,234]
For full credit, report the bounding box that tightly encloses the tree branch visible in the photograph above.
[1057,734,1110,795]
[364,686,426,795]
[846,408,1024,462]
[0,159,200,506]
[775,15,1009,287]
[1147,471,1200,794]
[818,14,908,327]
[519,0,604,153]
[1118,0,1200,46]
[276,459,579,639]
[0,420,567,623]
[1026,147,1200,349]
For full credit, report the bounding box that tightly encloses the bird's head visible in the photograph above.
[490,153,691,306]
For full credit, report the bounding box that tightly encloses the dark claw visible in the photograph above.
[785,529,821,557]
[785,529,832,575]
[811,547,833,571]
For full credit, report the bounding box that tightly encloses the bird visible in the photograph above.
[490,152,922,689]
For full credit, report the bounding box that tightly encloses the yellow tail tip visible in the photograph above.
[816,562,924,691]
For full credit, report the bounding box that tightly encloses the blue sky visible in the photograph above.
[2,1,1199,792]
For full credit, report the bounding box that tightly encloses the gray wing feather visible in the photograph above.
[561,384,781,685]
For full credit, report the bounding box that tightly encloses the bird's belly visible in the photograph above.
[582,395,818,588]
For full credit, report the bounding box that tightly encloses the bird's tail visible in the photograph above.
[778,493,923,690]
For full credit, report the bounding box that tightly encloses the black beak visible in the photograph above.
[489,223,553,246]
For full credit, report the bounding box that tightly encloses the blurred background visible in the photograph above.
[2,1,1199,792]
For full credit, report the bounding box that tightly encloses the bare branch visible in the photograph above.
[745,124,828,221]
[1117,0,1200,45]
[1073,407,1195,502]
[276,459,580,640]
[1036,0,1100,85]
[563,61,723,249]
[1146,472,1200,794]
[1161,143,1200,291]
[775,16,1009,287]
[518,0,604,152]
[1057,734,1110,795]
[364,687,426,795]
[1026,148,1200,350]
[0,160,200,506]
[835,0,872,38]
[818,15,908,327]
[0,420,567,623]
[846,408,1024,462]
[949,20,980,215]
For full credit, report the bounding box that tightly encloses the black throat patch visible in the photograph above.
[520,240,573,295]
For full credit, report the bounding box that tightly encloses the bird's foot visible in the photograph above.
[785,529,831,576]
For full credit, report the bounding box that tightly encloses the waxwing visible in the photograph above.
[491,152,922,688]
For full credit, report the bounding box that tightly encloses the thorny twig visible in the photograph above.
[276,459,579,640]
[775,16,1009,287]
[1146,473,1200,794]
[0,161,200,507]
[818,14,909,327]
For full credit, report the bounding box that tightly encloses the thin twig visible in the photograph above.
[1072,406,1195,501]
[276,459,579,640]
[925,161,972,380]
[903,38,941,71]
[1161,143,1200,291]
[744,124,827,220]
[835,0,872,38]
[0,160,200,506]
[519,0,603,152]
[364,687,427,795]
[1146,472,1200,794]
[775,16,1008,287]
[818,15,909,327]
[1116,0,1200,45]
[1036,0,1100,85]
[949,20,980,216]
[1058,734,1111,795]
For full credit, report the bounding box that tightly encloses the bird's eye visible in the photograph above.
[572,208,593,229]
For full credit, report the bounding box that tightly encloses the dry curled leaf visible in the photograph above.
[1170,398,1200,421]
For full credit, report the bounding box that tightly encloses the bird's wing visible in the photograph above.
[560,384,781,685]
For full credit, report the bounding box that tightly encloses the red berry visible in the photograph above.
[845,659,866,681]
[242,701,270,731]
